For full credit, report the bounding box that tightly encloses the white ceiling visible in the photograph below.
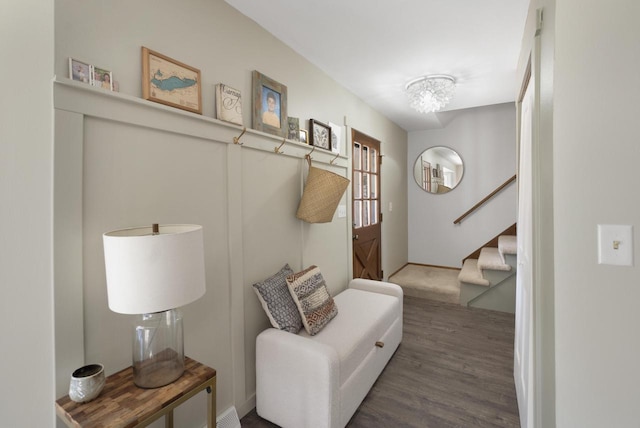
[225,0,530,132]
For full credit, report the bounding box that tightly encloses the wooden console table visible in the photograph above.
[56,356,216,428]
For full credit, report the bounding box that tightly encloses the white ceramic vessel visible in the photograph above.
[69,363,105,403]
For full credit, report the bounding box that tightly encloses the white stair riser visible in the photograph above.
[504,253,517,269]
[483,268,514,285]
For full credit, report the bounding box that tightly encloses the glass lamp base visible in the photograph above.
[133,308,185,388]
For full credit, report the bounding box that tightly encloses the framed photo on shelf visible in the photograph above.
[215,83,243,126]
[309,119,331,150]
[299,129,308,144]
[92,66,113,91]
[141,47,202,114]
[287,117,300,141]
[329,121,342,154]
[252,70,288,137]
[69,58,92,84]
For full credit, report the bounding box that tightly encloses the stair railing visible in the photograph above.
[454,174,517,224]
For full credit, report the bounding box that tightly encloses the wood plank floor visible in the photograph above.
[241,296,520,428]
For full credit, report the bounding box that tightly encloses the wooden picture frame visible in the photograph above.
[309,119,332,150]
[252,70,288,137]
[141,47,202,114]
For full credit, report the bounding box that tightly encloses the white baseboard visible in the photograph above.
[236,393,256,420]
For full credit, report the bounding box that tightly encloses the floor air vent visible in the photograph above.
[217,406,241,428]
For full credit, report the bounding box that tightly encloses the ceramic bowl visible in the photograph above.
[69,363,105,403]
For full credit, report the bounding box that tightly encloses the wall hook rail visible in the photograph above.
[233,127,246,145]
[330,152,340,165]
[306,146,315,158]
[274,138,286,154]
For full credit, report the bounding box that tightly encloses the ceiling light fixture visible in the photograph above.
[405,75,456,114]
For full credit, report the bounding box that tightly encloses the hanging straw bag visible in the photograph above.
[296,156,350,223]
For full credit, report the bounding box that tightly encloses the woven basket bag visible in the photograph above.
[296,156,350,223]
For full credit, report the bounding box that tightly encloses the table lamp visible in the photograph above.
[103,224,206,388]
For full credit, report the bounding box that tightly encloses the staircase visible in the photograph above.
[458,234,517,313]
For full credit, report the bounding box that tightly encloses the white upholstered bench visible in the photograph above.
[256,278,403,428]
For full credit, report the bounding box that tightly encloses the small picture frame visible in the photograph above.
[299,129,308,144]
[329,121,343,154]
[69,58,92,84]
[252,70,288,137]
[142,47,202,114]
[287,117,300,141]
[309,119,332,150]
[92,66,113,91]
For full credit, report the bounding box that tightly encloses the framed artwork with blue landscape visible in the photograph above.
[141,47,202,114]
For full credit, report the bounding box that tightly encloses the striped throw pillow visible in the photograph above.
[286,265,337,335]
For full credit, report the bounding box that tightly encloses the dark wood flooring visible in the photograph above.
[241,296,520,428]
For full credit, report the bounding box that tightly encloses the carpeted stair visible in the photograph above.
[458,234,517,313]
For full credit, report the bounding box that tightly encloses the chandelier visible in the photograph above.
[405,75,456,114]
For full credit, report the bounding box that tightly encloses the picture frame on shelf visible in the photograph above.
[215,83,243,126]
[252,70,288,137]
[69,58,92,85]
[309,119,331,150]
[92,66,113,91]
[299,129,308,144]
[141,47,202,114]
[287,117,300,141]
[329,121,343,154]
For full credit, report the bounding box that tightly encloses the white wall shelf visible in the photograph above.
[54,78,349,169]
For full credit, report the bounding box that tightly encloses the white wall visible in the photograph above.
[0,0,56,426]
[53,0,408,426]
[553,1,640,426]
[408,103,517,267]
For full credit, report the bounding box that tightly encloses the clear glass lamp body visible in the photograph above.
[133,308,184,388]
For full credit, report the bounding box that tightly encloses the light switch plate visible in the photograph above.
[338,205,347,218]
[597,224,633,266]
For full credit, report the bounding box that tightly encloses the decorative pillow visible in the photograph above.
[286,265,338,336]
[252,264,302,333]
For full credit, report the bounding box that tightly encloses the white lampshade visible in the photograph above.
[103,224,206,315]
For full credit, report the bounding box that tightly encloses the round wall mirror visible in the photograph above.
[413,146,464,194]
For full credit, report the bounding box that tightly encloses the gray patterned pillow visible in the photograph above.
[286,265,337,336]
[252,264,302,333]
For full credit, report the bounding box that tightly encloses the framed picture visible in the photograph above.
[287,117,300,141]
[69,58,92,84]
[141,47,202,114]
[92,66,113,91]
[252,70,288,137]
[309,119,331,150]
[329,121,343,154]
[215,83,243,126]
[300,129,308,144]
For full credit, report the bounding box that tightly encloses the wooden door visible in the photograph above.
[352,130,382,279]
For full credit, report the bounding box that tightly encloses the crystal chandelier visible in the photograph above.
[405,75,456,114]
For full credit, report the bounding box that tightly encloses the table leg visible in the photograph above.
[207,383,216,428]
[165,409,173,428]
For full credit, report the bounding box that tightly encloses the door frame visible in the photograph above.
[351,128,382,280]
[515,11,556,425]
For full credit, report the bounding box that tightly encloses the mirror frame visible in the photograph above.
[413,146,464,194]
